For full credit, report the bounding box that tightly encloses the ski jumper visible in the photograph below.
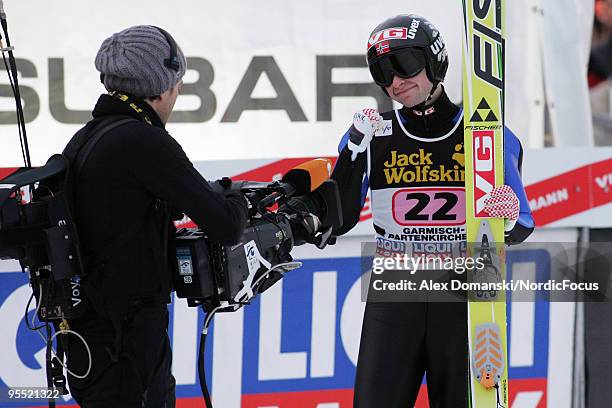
[330,89,534,408]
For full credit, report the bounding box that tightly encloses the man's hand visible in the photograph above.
[347,108,383,161]
[483,185,520,231]
[209,177,253,215]
[209,177,232,193]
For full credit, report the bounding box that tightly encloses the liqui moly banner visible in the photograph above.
[0,229,578,408]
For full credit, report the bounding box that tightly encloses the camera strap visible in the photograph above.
[66,115,139,179]
[64,114,141,271]
[66,115,172,334]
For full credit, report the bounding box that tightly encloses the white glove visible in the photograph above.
[347,108,383,161]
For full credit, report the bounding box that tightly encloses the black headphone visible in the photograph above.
[100,26,181,85]
[152,26,180,72]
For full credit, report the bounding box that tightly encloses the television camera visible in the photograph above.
[173,158,343,313]
[0,157,342,320]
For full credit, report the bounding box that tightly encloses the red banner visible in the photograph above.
[2,157,612,228]
[525,158,612,226]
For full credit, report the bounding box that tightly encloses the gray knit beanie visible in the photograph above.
[95,25,187,98]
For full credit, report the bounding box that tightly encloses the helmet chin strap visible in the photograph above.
[406,81,440,133]
[407,81,439,112]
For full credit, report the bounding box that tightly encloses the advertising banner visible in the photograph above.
[0,148,597,407]
[0,230,579,408]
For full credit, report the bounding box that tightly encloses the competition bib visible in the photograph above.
[368,109,467,260]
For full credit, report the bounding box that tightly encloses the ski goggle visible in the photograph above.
[368,48,427,87]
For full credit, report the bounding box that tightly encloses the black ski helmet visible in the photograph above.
[366,14,448,88]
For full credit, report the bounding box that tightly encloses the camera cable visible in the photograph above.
[196,261,302,407]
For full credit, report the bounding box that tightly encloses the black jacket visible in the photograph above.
[68,94,248,309]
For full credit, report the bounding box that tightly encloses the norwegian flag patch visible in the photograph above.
[375,40,390,55]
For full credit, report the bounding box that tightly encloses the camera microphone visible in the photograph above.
[281,158,333,195]
[258,158,333,209]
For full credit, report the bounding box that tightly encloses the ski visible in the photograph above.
[462,0,509,407]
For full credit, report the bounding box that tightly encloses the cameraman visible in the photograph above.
[63,26,248,407]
